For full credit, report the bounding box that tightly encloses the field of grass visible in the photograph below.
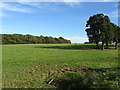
[2,44,118,88]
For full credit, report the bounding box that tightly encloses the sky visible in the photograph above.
[1,1,119,43]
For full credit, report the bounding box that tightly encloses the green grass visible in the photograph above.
[2,44,118,88]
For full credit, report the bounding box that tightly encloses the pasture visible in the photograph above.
[2,44,118,88]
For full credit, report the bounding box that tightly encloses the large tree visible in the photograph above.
[111,23,120,49]
[85,13,115,50]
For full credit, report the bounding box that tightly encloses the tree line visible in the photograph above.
[85,13,120,50]
[1,34,71,44]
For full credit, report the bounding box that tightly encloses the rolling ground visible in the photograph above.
[2,44,118,88]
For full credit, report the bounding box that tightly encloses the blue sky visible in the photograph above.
[1,2,119,43]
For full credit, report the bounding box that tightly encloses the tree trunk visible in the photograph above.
[106,42,108,49]
[102,42,104,50]
[115,41,117,49]
[96,42,99,49]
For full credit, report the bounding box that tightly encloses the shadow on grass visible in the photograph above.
[35,44,96,50]
[72,67,120,73]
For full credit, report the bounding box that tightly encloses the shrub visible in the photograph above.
[53,68,120,89]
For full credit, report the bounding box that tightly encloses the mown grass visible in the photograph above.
[2,44,118,88]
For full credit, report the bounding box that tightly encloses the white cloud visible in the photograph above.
[106,9,120,18]
[66,36,88,43]
[2,0,119,2]
[1,1,119,17]
[1,2,33,13]
[110,10,118,17]
[17,2,81,9]
[17,2,43,9]
[0,12,6,17]
[0,2,75,15]
[102,0,118,1]
[0,2,35,17]
[114,3,118,7]
[64,2,81,8]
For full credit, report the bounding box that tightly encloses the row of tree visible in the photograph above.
[1,34,71,44]
[85,13,120,50]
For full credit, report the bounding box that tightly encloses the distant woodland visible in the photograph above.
[1,34,71,44]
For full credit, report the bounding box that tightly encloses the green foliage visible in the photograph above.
[1,34,71,44]
[54,71,86,89]
[54,68,120,89]
[85,13,120,49]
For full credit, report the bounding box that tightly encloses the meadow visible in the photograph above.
[2,44,119,88]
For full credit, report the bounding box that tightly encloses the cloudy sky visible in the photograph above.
[1,0,119,43]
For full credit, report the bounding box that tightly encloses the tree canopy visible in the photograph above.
[1,34,71,44]
[85,13,120,49]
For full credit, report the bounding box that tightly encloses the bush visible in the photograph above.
[53,68,120,89]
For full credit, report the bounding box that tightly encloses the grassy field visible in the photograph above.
[2,44,118,88]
